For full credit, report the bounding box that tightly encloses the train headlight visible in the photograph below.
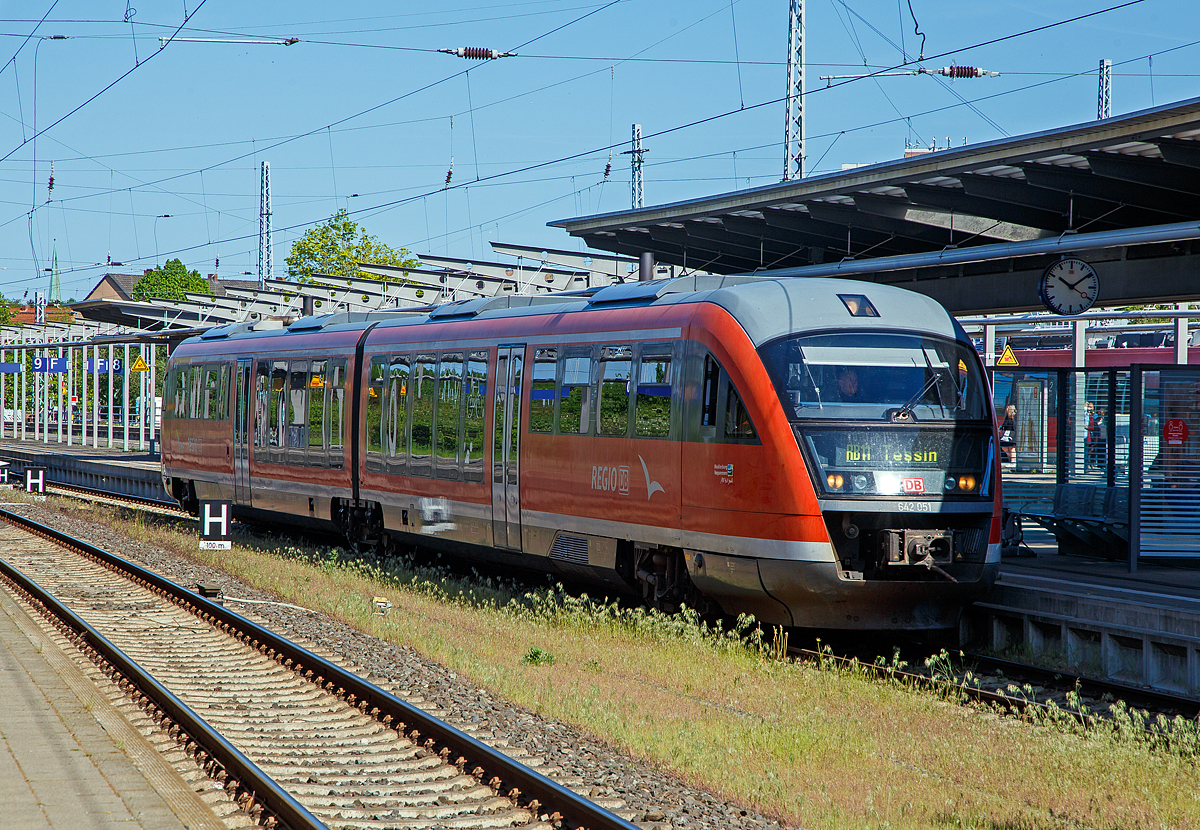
[944,477,956,491]
[958,475,977,491]
[826,474,844,490]
[853,474,869,491]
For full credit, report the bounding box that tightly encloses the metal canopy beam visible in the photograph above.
[682,221,804,264]
[851,193,1047,243]
[761,208,927,256]
[806,200,970,246]
[639,227,763,272]
[1020,163,1196,218]
[1082,150,1200,195]
[903,182,1067,232]
[1156,137,1200,169]
[957,173,1135,229]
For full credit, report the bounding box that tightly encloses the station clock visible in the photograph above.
[1038,258,1099,315]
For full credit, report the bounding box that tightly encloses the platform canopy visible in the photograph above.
[552,98,1200,313]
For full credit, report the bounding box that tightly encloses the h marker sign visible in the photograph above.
[199,499,233,550]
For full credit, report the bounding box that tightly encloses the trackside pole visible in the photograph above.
[92,343,99,449]
[123,343,130,452]
[107,343,114,448]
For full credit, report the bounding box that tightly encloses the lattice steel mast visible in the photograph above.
[629,124,645,209]
[258,161,273,290]
[783,0,804,181]
[1098,59,1112,120]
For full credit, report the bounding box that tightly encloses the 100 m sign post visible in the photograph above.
[199,500,232,550]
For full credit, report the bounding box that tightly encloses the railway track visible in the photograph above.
[28,478,1200,737]
[44,480,187,515]
[0,507,639,830]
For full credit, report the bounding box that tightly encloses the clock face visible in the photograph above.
[1039,258,1099,315]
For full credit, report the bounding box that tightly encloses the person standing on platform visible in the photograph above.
[999,404,1016,464]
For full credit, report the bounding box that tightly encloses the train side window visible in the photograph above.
[365,356,386,471]
[287,361,309,463]
[220,363,232,420]
[557,350,592,435]
[308,360,327,468]
[253,362,270,453]
[529,348,557,433]
[164,367,181,419]
[327,359,346,469]
[724,381,757,441]
[701,354,720,427]
[270,361,288,462]
[463,351,488,482]
[409,355,436,478]
[597,345,632,437]
[206,365,219,418]
[436,353,463,481]
[188,365,204,419]
[635,349,672,438]
[385,355,410,476]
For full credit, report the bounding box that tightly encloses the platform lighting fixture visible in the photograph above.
[438,47,517,59]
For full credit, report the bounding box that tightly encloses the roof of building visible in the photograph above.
[83,273,140,302]
[552,96,1200,274]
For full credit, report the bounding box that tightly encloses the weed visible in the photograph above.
[522,647,555,666]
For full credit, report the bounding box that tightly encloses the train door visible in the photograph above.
[233,358,252,505]
[491,346,524,549]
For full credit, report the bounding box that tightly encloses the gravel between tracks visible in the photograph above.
[7,499,789,830]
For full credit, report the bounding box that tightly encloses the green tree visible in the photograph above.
[0,294,13,325]
[132,259,212,302]
[285,209,419,281]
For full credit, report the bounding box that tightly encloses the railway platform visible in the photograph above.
[0,438,168,503]
[0,584,221,829]
[968,529,1200,695]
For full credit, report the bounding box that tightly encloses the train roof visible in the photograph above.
[185,275,961,349]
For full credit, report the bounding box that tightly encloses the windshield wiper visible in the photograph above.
[921,348,948,418]
[896,372,939,420]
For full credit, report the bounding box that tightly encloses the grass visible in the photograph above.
[15,493,1200,830]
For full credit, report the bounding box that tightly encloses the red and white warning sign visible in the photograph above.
[1164,418,1189,447]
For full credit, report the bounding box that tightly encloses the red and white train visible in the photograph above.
[162,275,1001,631]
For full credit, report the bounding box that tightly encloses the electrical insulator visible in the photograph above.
[933,65,999,78]
[445,167,453,186]
[438,47,516,60]
[604,161,611,179]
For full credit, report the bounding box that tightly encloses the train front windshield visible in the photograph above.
[762,331,993,497]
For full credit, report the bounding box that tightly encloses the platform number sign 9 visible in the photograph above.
[199,499,233,550]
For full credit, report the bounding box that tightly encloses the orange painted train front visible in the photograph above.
[162,276,1001,632]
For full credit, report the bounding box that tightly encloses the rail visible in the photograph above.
[0,506,638,830]
[0,523,324,829]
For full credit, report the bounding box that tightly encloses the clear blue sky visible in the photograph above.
[0,0,1195,300]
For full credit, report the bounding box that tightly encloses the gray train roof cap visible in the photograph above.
[696,277,960,347]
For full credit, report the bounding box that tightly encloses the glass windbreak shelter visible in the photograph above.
[1131,367,1200,562]
[990,367,1135,567]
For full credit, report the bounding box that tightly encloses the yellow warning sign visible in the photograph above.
[996,344,1020,367]
[129,354,150,373]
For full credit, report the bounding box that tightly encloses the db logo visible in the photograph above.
[902,477,925,494]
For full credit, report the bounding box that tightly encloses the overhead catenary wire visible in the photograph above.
[0,0,210,164]
[2,0,1165,285]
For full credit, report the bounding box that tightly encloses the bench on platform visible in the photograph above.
[1009,483,1129,560]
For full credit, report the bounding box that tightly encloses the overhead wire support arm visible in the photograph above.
[818,65,999,86]
[438,47,517,59]
[160,37,299,48]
